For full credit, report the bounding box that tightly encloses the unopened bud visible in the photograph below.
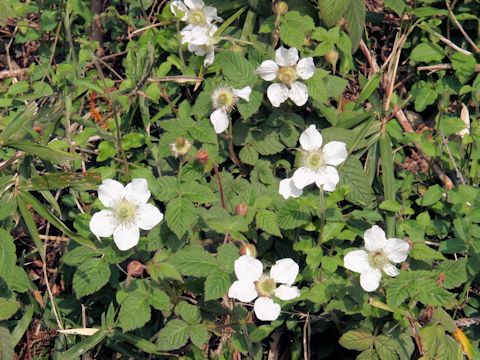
[273,1,288,16]
[170,137,191,158]
[325,49,339,68]
[235,203,248,216]
[240,244,257,258]
[195,149,209,164]
[457,103,470,138]
[127,260,144,277]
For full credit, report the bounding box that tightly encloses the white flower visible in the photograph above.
[181,25,218,67]
[278,177,303,199]
[256,46,315,107]
[287,124,347,193]
[228,256,300,321]
[210,85,252,133]
[170,0,223,27]
[343,225,410,292]
[89,179,163,251]
[457,103,470,137]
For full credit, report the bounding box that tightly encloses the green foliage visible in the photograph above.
[1,0,479,358]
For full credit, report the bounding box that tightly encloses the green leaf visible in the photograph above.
[8,266,31,293]
[436,259,467,289]
[0,327,14,360]
[256,209,282,237]
[149,287,171,311]
[204,271,231,301]
[410,243,444,261]
[0,298,20,321]
[6,141,80,163]
[189,324,210,348]
[357,349,379,360]
[317,0,350,27]
[416,184,443,206]
[0,229,16,281]
[410,43,444,63]
[57,330,107,360]
[153,176,179,201]
[279,11,315,48]
[237,90,262,119]
[339,328,374,351]
[386,272,412,307]
[63,246,98,266]
[0,102,38,142]
[439,117,467,136]
[374,335,397,360]
[344,0,365,50]
[118,293,151,331]
[411,83,437,112]
[73,258,111,298]
[338,157,375,205]
[156,319,190,351]
[169,245,217,277]
[451,52,477,83]
[419,324,445,358]
[216,51,257,87]
[175,301,201,325]
[216,243,239,273]
[165,197,197,238]
[385,0,406,16]
[278,201,310,230]
[239,145,259,165]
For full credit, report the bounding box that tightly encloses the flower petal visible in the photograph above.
[203,45,215,67]
[204,6,223,22]
[315,166,339,192]
[170,1,189,20]
[383,238,410,263]
[124,178,151,204]
[234,255,263,282]
[275,46,299,67]
[360,267,382,292]
[136,203,163,230]
[184,0,204,10]
[210,108,229,133]
[228,280,258,302]
[291,166,317,190]
[89,210,115,237]
[382,263,399,277]
[364,225,387,252]
[267,83,289,107]
[98,179,125,207]
[275,285,300,301]
[233,86,252,102]
[323,141,348,166]
[289,81,309,106]
[270,258,299,285]
[113,224,140,251]
[343,250,370,274]
[296,57,315,80]
[299,124,323,151]
[256,60,278,81]
[254,297,281,321]
[279,178,303,199]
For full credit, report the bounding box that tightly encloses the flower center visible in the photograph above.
[303,150,326,170]
[256,276,276,297]
[113,199,137,223]
[369,251,388,268]
[277,66,297,85]
[188,9,206,25]
[212,87,236,110]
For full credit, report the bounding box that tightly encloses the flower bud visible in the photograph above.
[235,203,248,216]
[240,244,257,258]
[273,1,288,16]
[324,49,339,68]
[127,260,144,277]
[195,149,209,164]
[170,137,191,158]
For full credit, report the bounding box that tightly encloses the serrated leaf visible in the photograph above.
[216,243,239,273]
[278,201,310,230]
[63,246,98,266]
[157,319,190,351]
[411,243,444,261]
[374,335,397,360]
[0,299,20,321]
[344,0,365,50]
[339,157,375,205]
[181,182,216,204]
[216,52,257,87]
[165,197,197,238]
[169,245,217,277]
[256,209,282,237]
[204,271,231,301]
[279,11,315,48]
[339,328,374,351]
[0,326,13,360]
[385,0,406,16]
[154,176,180,201]
[189,324,210,348]
[149,288,170,311]
[175,301,201,325]
[237,90,262,119]
[239,145,259,165]
[317,0,350,27]
[118,293,151,331]
[419,324,444,358]
[73,258,111,298]
[250,131,285,156]
[357,349,379,360]
[436,259,467,289]
[7,266,31,293]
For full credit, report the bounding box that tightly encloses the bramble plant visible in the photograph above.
[0,0,479,358]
